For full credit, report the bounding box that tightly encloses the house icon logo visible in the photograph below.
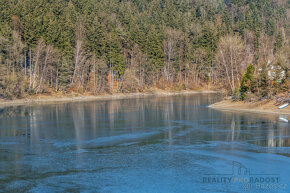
[232,161,250,175]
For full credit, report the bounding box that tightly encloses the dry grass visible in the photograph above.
[209,99,290,115]
[0,90,221,108]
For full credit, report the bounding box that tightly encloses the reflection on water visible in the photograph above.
[0,94,289,193]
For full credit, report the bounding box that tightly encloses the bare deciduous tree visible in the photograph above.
[163,28,182,87]
[72,19,87,86]
[30,39,45,90]
[215,34,246,93]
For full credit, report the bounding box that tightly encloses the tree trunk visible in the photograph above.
[36,46,50,93]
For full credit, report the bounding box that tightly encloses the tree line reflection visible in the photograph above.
[0,94,289,149]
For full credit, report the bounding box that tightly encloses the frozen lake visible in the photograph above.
[0,94,289,192]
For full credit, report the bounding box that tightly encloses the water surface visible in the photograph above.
[0,94,289,192]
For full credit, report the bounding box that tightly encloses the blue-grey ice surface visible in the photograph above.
[0,94,289,193]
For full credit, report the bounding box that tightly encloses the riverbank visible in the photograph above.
[0,90,220,108]
[209,99,290,115]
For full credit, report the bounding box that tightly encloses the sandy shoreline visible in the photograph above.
[0,90,219,108]
[209,99,290,116]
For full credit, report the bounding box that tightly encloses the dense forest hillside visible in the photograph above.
[0,0,289,100]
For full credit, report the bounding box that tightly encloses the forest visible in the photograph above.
[0,0,289,100]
